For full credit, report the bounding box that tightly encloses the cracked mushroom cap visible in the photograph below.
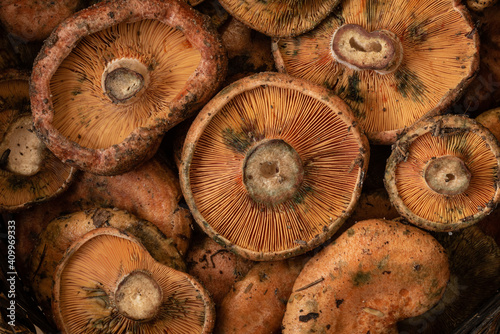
[30,0,227,175]
[384,114,500,232]
[52,227,214,334]
[218,0,341,38]
[282,219,450,334]
[180,72,369,261]
[272,0,479,144]
[0,70,75,212]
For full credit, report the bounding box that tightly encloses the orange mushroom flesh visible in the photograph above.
[218,0,341,37]
[273,0,478,144]
[385,115,500,231]
[182,72,368,260]
[53,229,214,334]
[50,19,201,150]
[0,74,73,212]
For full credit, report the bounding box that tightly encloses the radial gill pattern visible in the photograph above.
[57,233,210,334]
[189,84,365,257]
[50,19,201,149]
[275,0,478,142]
[395,132,497,224]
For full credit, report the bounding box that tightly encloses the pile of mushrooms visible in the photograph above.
[1,0,499,333]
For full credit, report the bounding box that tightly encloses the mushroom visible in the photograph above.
[215,256,308,334]
[185,233,255,305]
[30,0,227,175]
[15,153,192,279]
[217,0,341,37]
[384,114,500,232]
[29,208,185,320]
[180,72,369,260]
[272,0,479,144]
[0,0,83,42]
[282,218,450,333]
[0,69,76,212]
[398,225,500,333]
[52,227,215,333]
[466,0,498,12]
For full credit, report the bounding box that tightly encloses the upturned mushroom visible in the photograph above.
[30,0,227,175]
[180,72,369,260]
[272,0,479,144]
[384,114,500,232]
[29,208,185,320]
[0,69,75,212]
[52,227,215,333]
[282,219,450,333]
[217,0,341,37]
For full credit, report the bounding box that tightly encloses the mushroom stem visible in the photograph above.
[0,116,44,176]
[102,58,150,104]
[114,270,163,321]
[331,24,403,74]
[424,155,471,196]
[243,139,304,205]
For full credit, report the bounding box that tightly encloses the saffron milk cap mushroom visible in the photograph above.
[272,0,479,144]
[0,69,75,212]
[52,227,215,334]
[217,0,341,37]
[282,219,450,334]
[30,0,227,175]
[384,114,500,232]
[180,72,369,260]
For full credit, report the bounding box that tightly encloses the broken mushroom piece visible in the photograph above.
[180,72,369,260]
[52,227,214,334]
[218,0,340,37]
[0,70,75,212]
[29,208,186,319]
[273,0,479,144]
[31,0,227,175]
[282,219,450,334]
[384,114,500,232]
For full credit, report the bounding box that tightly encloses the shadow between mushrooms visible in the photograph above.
[52,227,214,334]
[0,70,75,212]
[384,114,500,232]
[180,72,369,261]
[30,0,227,175]
[272,0,479,144]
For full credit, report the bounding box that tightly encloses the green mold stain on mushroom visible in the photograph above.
[394,68,426,102]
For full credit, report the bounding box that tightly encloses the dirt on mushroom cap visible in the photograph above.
[282,219,450,334]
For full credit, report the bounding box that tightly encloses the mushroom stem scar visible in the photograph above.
[331,24,403,74]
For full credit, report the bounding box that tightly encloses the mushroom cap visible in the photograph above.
[30,0,227,175]
[0,69,75,212]
[29,208,186,319]
[52,227,215,334]
[399,225,500,333]
[384,114,500,232]
[272,0,479,144]
[180,71,369,261]
[0,0,81,42]
[218,0,342,38]
[282,219,450,333]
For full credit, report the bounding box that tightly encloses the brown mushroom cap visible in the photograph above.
[29,208,185,320]
[0,70,75,212]
[384,114,500,232]
[0,0,81,42]
[282,219,450,333]
[218,0,341,37]
[52,227,214,333]
[272,0,479,144]
[180,72,369,261]
[31,0,227,175]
